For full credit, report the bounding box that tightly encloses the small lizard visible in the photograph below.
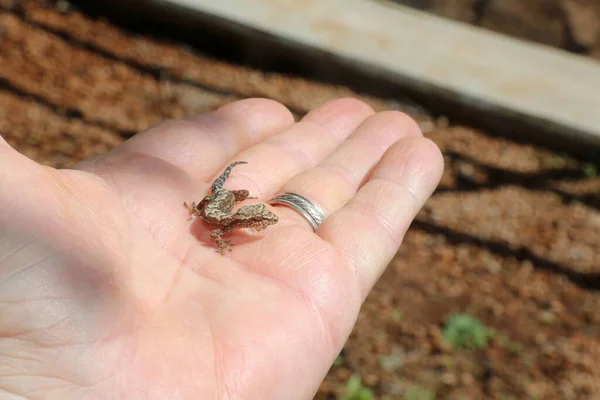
[184,161,279,254]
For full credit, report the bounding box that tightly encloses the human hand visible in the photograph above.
[0,98,443,399]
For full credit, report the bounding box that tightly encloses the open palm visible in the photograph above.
[0,98,443,399]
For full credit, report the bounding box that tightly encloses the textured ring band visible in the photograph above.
[268,193,326,231]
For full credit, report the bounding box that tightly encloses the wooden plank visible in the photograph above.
[87,0,600,154]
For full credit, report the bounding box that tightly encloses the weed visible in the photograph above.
[27,134,41,145]
[440,354,457,369]
[582,163,598,178]
[442,313,495,350]
[391,309,403,322]
[405,384,435,400]
[378,346,404,372]
[507,341,523,355]
[540,310,555,325]
[543,153,569,169]
[340,375,374,400]
[333,354,343,367]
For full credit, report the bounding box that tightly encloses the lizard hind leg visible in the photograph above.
[210,228,234,254]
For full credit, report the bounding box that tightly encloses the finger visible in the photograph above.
[318,137,444,299]
[0,135,45,186]
[270,111,422,231]
[208,98,376,200]
[0,136,64,230]
[77,98,294,183]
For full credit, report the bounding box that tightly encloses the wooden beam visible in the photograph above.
[87,0,600,155]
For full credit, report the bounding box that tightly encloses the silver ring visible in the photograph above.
[268,193,325,231]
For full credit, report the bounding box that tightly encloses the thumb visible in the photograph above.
[0,133,128,280]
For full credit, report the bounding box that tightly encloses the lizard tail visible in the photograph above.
[211,161,248,191]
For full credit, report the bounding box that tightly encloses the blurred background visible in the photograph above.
[397,0,600,58]
[1,0,599,398]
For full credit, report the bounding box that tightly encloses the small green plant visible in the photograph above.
[339,375,374,400]
[540,310,555,325]
[378,346,404,372]
[442,313,494,350]
[391,308,403,322]
[27,134,42,145]
[507,340,523,355]
[405,384,435,400]
[582,162,598,178]
[333,354,343,367]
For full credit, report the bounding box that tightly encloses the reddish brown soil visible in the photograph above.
[1,1,599,399]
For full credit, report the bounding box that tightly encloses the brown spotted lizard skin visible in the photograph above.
[184,161,279,254]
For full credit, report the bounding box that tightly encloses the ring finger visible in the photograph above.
[269,111,422,230]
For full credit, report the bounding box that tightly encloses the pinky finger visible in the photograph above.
[317,136,444,300]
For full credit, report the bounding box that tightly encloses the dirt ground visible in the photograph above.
[1,1,600,399]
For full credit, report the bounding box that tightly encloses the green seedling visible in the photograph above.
[333,354,343,367]
[405,384,435,400]
[340,375,374,400]
[27,134,42,145]
[442,313,495,350]
[582,163,598,178]
[543,152,568,169]
[378,347,404,372]
[391,309,403,322]
[507,340,522,355]
[540,310,555,325]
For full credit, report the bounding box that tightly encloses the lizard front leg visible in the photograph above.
[184,195,212,220]
[183,201,201,220]
[231,189,256,202]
